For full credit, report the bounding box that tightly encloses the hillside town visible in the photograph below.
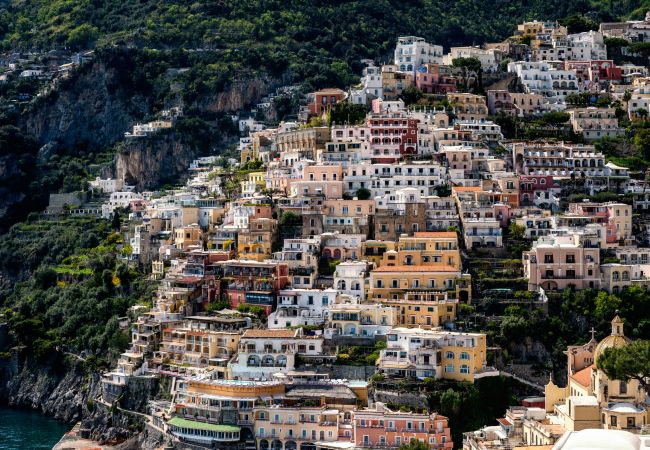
[45,14,650,450]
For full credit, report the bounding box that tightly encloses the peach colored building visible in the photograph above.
[353,402,453,449]
[523,233,601,291]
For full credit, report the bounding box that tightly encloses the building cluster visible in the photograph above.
[84,16,650,450]
[464,316,650,450]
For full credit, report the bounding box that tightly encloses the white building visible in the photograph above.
[394,36,443,75]
[508,61,579,102]
[267,288,337,329]
[443,47,499,72]
[333,260,374,301]
[228,328,324,380]
[349,63,383,104]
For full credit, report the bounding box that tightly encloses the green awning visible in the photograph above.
[168,417,240,432]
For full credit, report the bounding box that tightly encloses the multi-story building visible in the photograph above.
[424,196,460,231]
[217,260,290,314]
[325,294,398,338]
[374,202,427,241]
[567,201,632,244]
[415,64,457,94]
[443,47,500,71]
[354,402,453,449]
[508,61,580,101]
[446,93,488,121]
[272,237,320,289]
[334,260,374,301]
[307,88,346,116]
[322,199,375,236]
[238,217,278,261]
[229,328,324,380]
[523,233,601,291]
[378,328,489,382]
[274,127,330,160]
[367,111,418,162]
[381,65,415,101]
[487,90,556,117]
[568,107,623,141]
[267,288,337,329]
[369,162,447,198]
[394,36,444,75]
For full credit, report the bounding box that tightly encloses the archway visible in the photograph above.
[271,440,283,450]
[260,440,269,450]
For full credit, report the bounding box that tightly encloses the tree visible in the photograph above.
[452,57,482,73]
[111,210,121,231]
[399,86,423,106]
[399,439,430,450]
[597,340,650,391]
[355,187,371,200]
[634,128,650,160]
[507,223,526,240]
[328,102,367,126]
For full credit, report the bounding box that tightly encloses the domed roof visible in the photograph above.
[594,315,630,362]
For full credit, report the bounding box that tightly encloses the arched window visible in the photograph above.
[460,364,470,374]
[460,352,470,360]
[445,351,454,359]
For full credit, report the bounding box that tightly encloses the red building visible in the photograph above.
[564,60,622,85]
[367,112,418,163]
[519,175,555,205]
[416,64,458,94]
[216,260,289,314]
[308,88,346,116]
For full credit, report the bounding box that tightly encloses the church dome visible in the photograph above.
[594,315,630,362]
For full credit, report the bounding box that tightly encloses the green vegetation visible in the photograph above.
[597,340,650,391]
[399,440,430,450]
[327,102,368,127]
[336,341,387,366]
[0,217,154,362]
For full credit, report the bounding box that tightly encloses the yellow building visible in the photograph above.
[368,232,471,303]
[237,217,278,261]
[154,327,240,377]
[544,316,649,433]
[361,240,397,267]
[378,327,490,382]
[446,93,488,121]
[377,291,458,329]
[174,225,203,251]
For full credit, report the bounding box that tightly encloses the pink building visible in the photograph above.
[304,165,344,182]
[519,175,555,205]
[416,64,458,94]
[353,403,453,449]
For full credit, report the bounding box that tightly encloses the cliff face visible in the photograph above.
[201,77,273,113]
[19,62,146,149]
[114,132,199,191]
[0,354,94,423]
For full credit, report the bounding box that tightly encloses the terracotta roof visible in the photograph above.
[497,417,512,426]
[413,232,457,238]
[452,186,481,191]
[372,265,459,272]
[570,364,594,388]
[243,329,298,338]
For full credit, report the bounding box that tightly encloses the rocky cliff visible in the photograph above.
[0,352,153,447]
[0,353,95,422]
[114,131,200,190]
[20,62,145,149]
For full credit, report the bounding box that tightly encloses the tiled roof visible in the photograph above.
[412,232,457,238]
[372,265,459,272]
[243,329,298,338]
[452,186,481,191]
[570,364,594,388]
